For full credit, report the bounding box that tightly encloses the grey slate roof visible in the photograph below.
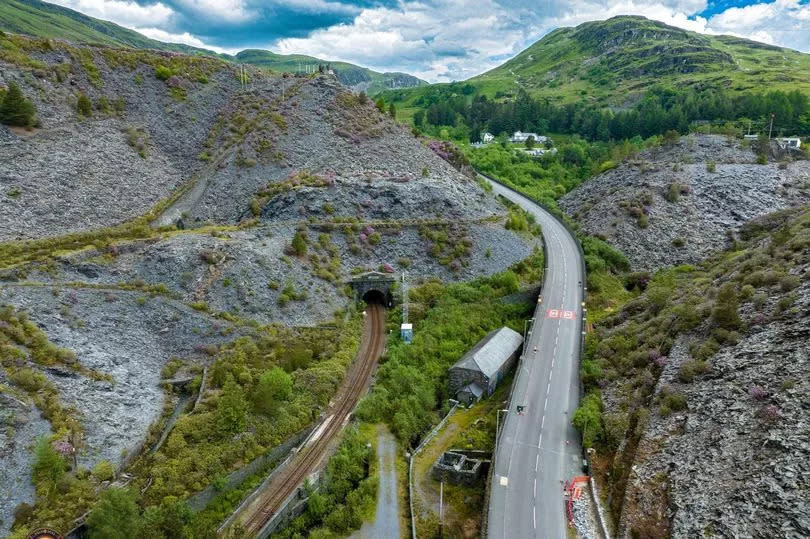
[451,327,523,378]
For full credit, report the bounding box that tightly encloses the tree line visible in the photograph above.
[409,85,810,142]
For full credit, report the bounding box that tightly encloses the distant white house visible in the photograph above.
[523,148,558,157]
[510,131,547,144]
[481,132,495,143]
[743,134,759,141]
[776,137,802,149]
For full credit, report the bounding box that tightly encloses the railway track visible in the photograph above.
[239,303,386,536]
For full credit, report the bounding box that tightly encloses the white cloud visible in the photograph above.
[43,0,810,82]
[48,0,174,27]
[706,0,810,49]
[135,27,240,53]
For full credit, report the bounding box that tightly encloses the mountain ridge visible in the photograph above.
[0,0,426,94]
[381,15,810,115]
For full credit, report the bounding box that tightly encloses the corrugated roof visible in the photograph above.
[452,327,523,378]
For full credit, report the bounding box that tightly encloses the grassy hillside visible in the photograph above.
[0,0,425,93]
[385,15,810,112]
[235,50,425,94]
[0,0,212,55]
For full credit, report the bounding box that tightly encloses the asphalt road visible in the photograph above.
[484,176,585,539]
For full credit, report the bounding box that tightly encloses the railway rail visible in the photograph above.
[238,303,386,536]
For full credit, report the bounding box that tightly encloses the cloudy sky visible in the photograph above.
[47,0,810,81]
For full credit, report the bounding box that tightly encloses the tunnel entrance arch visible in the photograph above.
[347,271,395,307]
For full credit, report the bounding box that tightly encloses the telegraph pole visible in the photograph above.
[769,113,775,140]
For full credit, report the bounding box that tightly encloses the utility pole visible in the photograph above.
[769,113,775,140]
[439,481,444,538]
[401,272,409,325]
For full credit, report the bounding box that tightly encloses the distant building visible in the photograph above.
[448,327,523,405]
[481,132,495,143]
[510,131,547,144]
[776,137,802,149]
[743,134,759,141]
[523,148,557,157]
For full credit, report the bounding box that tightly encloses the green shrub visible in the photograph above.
[706,160,716,173]
[573,392,604,449]
[0,81,36,127]
[87,488,142,538]
[756,153,768,165]
[33,436,65,484]
[154,65,172,81]
[76,92,92,117]
[92,460,115,481]
[291,231,307,256]
[215,375,248,434]
[672,237,685,247]
[711,283,740,330]
[658,387,687,417]
[679,359,710,383]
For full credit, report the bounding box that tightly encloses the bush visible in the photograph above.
[678,359,710,383]
[154,65,172,81]
[658,387,687,417]
[253,367,293,415]
[0,81,36,127]
[33,436,65,484]
[87,488,142,538]
[711,283,740,330]
[706,160,716,173]
[756,153,768,165]
[671,237,685,247]
[76,92,93,117]
[665,182,681,202]
[92,460,115,481]
[573,392,604,448]
[291,231,308,256]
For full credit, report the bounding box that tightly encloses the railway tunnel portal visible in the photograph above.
[348,271,395,307]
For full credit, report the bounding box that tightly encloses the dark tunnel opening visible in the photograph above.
[362,289,387,305]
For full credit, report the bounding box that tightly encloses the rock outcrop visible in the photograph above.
[561,134,810,271]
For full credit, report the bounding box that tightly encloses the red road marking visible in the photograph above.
[546,309,576,320]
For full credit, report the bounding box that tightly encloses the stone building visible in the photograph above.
[431,449,492,486]
[448,327,523,404]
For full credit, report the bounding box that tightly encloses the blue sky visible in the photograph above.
[48,0,810,82]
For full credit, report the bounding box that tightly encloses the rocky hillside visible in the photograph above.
[0,35,535,536]
[582,207,810,538]
[560,134,810,271]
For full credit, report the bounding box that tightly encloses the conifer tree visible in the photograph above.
[0,81,36,127]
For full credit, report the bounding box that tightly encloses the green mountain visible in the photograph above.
[474,15,810,103]
[0,0,426,94]
[234,49,425,94]
[384,15,810,112]
[0,0,213,55]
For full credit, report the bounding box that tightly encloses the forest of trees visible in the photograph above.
[406,85,810,142]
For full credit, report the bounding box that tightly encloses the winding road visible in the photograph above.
[482,175,585,539]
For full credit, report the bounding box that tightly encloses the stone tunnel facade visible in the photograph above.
[347,271,395,307]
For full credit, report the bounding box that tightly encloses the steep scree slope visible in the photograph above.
[560,134,810,271]
[586,208,810,538]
